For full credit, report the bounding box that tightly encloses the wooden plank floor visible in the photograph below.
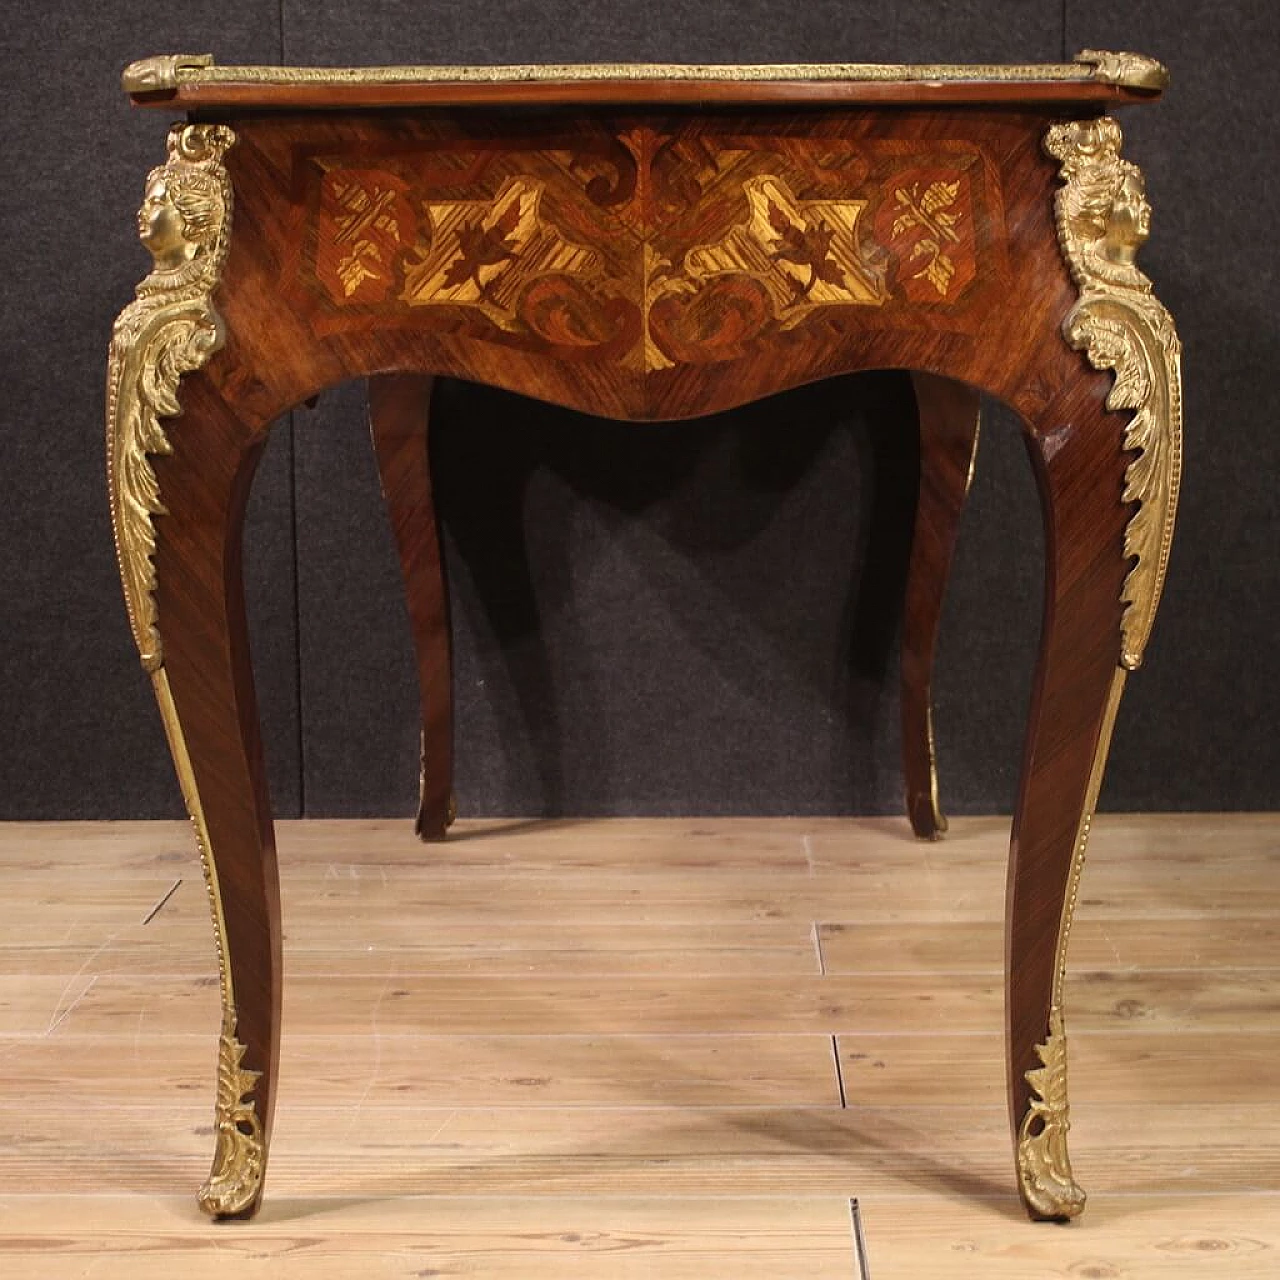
[0,814,1277,1277]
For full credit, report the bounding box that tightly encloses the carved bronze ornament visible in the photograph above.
[1074,49,1169,91]
[107,122,266,1218]
[121,52,213,93]
[198,1016,266,1215]
[106,122,236,672]
[1017,1006,1086,1218]
[1045,116,1183,674]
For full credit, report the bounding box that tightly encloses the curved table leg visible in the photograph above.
[368,374,456,842]
[106,121,280,1220]
[122,378,281,1220]
[1006,382,1134,1221]
[1005,113,1183,1221]
[901,372,981,840]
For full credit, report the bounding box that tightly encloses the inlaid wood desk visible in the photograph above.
[108,52,1181,1223]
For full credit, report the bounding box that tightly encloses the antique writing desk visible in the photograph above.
[108,51,1181,1223]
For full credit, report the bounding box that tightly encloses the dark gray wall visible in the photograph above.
[1,2,1275,821]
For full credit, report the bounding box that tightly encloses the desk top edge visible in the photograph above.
[122,50,1168,108]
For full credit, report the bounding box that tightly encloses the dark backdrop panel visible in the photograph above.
[1,4,1274,821]
[286,1,1060,817]
[280,0,1060,64]
[0,4,301,819]
[1066,0,1279,810]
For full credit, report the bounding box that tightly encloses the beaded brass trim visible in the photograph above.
[1016,670,1127,1220]
[152,669,266,1218]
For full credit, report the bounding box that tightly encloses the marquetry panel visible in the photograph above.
[301,134,644,363]
[247,113,1024,419]
[642,130,1003,373]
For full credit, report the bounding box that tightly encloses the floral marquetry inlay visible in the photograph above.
[883,172,974,300]
[669,175,889,322]
[300,135,995,371]
[402,177,607,329]
[318,169,413,300]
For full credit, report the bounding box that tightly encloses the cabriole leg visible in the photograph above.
[107,122,280,1219]
[125,381,281,1220]
[155,389,280,1219]
[1009,115,1183,1221]
[1007,381,1129,1220]
[368,374,456,841]
[901,372,980,839]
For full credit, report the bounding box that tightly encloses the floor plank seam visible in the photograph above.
[849,1198,872,1279]
[5,817,1279,1276]
[140,878,184,925]
[812,922,827,974]
[11,1028,1279,1042]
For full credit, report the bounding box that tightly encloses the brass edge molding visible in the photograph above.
[106,121,236,673]
[1043,116,1183,672]
[122,53,213,93]
[153,668,266,1217]
[123,51,1162,89]
[182,61,1099,85]
[1075,49,1170,91]
[1016,668,1127,1220]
